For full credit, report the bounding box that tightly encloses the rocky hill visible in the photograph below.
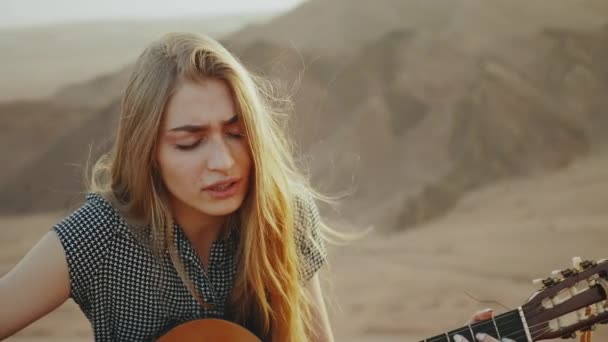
[1,1,607,232]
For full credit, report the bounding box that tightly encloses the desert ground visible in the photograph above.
[3,151,607,341]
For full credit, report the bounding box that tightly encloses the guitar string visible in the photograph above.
[428,320,546,342]
[497,315,578,341]
[430,280,607,342]
[432,326,550,342]
[480,305,605,339]
[520,282,603,313]
[494,315,585,341]
[435,312,593,342]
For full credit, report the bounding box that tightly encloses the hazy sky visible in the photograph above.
[1,0,304,28]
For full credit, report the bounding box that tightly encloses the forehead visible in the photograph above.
[163,78,237,127]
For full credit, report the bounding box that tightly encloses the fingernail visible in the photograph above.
[481,308,493,313]
[475,333,487,341]
[453,334,464,342]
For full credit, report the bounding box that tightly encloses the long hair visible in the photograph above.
[88,32,329,341]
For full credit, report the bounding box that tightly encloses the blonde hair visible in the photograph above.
[88,32,332,341]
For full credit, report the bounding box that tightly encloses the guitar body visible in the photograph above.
[157,318,261,342]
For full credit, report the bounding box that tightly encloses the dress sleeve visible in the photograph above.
[51,195,120,307]
[294,192,328,282]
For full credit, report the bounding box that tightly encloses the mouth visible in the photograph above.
[203,178,240,191]
[202,179,241,198]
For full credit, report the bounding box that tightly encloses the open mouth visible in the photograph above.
[208,181,236,191]
[204,180,240,198]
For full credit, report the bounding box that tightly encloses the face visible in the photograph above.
[156,77,252,222]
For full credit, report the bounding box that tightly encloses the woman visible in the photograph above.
[0,32,512,342]
[0,32,333,341]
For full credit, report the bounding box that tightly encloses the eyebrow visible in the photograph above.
[168,114,240,133]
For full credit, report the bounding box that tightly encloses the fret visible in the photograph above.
[447,325,475,341]
[491,315,501,340]
[420,332,449,342]
[518,306,533,342]
[495,310,528,341]
[470,319,501,339]
[421,309,531,342]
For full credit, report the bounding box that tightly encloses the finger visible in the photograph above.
[459,333,516,342]
[467,308,494,324]
[453,334,471,342]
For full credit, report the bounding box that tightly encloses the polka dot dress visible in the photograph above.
[51,192,326,341]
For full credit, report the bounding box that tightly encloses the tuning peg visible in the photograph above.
[533,278,544,286]
[560,268,577,278]
[551,270,565,282]
[573,257,582,270]
[580,260,597,270]
[533,276,561,288]
[543,277,557,287]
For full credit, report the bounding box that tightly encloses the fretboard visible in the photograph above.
[420,309,531,342]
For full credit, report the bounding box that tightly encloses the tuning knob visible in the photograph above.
[573,257,583,270]
[542,277,557,288]
[561,268,577,278]
[580,260,597,270]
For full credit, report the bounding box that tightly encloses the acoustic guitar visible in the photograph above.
[421,257,608,342]
[157,318,261,341]
[157,257,607,341]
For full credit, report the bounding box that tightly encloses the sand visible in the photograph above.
[2,152,607,341]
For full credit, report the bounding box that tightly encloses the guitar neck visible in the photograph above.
[421,308,532,342]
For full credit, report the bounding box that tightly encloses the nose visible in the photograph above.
[206,136,235,172]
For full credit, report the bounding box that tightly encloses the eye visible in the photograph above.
[228,133,245,139]
[175,140,201,150]
[226,130,245,139]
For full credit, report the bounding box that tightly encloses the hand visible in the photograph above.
[467,308,494,324]
[454,309,516,342]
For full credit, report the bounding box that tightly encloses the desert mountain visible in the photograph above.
[229,0,608,56]
[1,1,608,233]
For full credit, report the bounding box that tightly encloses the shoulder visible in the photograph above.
[293,190,321,231]
[292,189,327,281]
[51,192,130,304]
[52,192,128,247]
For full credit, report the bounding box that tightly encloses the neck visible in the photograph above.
[170,200,227,246]
[421,309,530,342]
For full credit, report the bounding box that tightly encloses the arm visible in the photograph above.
[305,273,335,342]
[0,231,71,339]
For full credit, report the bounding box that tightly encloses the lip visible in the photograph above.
[202,177,240,190]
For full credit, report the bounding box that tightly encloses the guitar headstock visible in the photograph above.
[521,257,608,340]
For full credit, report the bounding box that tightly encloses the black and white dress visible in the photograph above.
[52,192,326,341]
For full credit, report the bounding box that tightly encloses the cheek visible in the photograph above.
[233,143,253,175]
[157,146,201,184]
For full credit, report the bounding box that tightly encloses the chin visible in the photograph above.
[199,197,244,216]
